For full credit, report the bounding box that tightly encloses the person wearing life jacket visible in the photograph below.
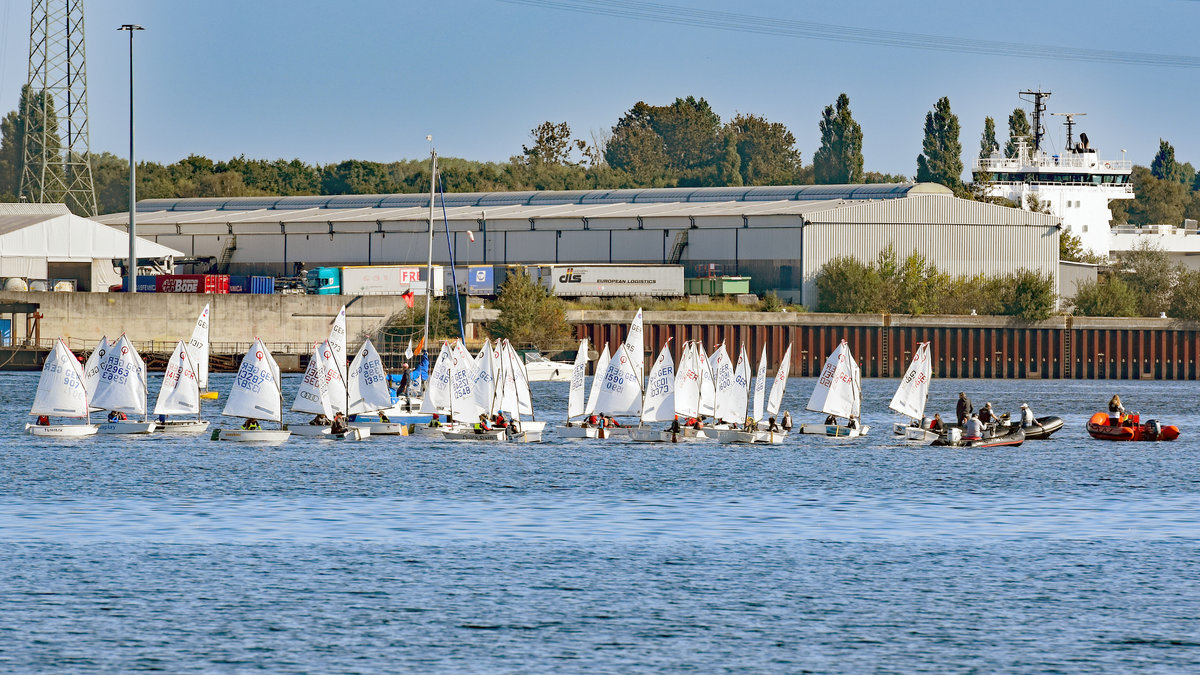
[242,418,261,430]
[428,413,442,428]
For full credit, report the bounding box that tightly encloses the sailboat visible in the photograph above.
[153,339,209,434]
[716,344,786,444]
[93,335,156,434]
[890,342,935,442]
[26,338,97,437]
[289,340,343,438]
[629,342,681,443]
[558,338,597,439]
[347,338,405,437]
[213,338,291,443]
[801,340,870,438]
[191,304,218,399]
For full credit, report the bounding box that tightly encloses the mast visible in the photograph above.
[422,144,438,359]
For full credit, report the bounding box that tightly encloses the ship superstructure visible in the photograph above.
[973,91,1133,257]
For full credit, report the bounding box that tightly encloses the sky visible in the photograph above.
[0,0,1197,178]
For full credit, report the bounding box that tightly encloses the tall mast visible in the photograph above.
[422,144,437,352]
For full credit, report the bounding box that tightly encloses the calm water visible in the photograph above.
[1,373,1199,673]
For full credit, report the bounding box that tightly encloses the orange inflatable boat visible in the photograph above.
[1086,412,1179,441]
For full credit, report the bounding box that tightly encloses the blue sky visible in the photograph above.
[0,0,1197,177]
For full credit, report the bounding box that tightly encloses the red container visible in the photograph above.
[155,274,231,294]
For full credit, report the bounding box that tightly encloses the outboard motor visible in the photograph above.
[1145,419,1162,441]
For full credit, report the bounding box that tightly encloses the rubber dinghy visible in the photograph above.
[1086,412,1179,441]
[931,424,1025,448]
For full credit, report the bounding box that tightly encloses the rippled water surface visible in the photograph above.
[1,373,1198,673]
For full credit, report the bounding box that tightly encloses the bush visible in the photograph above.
[488,269,571,347]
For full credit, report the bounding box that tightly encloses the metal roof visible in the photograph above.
[128,183,949,214]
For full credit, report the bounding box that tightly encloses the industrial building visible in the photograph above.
[95,183,1063,306]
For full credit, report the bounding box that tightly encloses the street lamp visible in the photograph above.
[119,24,144,293]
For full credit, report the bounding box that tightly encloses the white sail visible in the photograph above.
[591,344,642,417]
[420,343,452,415]
[889,342,932,420]
[154,339,202,417]
[567,338,589,421]
[30,339,89,417]
[674,341,701,419]
[752,345,767,423]
[640,343,676,423]
[223,339,283,422]
[625,307,645,384]
[806,340,858,419]
[91,335,148,415]
[731,343,751,423]
[82,335,111,397]
[449,341,485,420]
[327,305,348,378]
[503,339,535,417]
[766,344,792,418]
[188,304,211,390]
[697,343,716,417]
[712,344,739,422]
[292,341,336,418]
[347,338,394,414]
[584,343,610,416]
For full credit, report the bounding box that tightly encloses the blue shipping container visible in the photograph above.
[249,276,275,294]
[228,275,250,293]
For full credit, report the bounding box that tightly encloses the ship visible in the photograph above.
[973,90,1134,257]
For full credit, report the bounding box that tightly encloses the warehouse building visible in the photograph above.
[95,183,1062,306]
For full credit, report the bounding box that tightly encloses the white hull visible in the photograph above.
[25,423,98,437]
[799,423,870,438]
[351,422,407,436]
[288,425,332,437]
[213,429,291,444]
[156,420,210,434]
[714,429,787,444]
[443,428,507,441]
[558,425,599,439]
[97,421,157,435]
[629,427,684,443]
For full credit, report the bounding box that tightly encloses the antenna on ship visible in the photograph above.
[1052,112,1087,151]
[1019,90,1051,153]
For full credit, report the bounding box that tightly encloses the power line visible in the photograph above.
[498,0,1200,68]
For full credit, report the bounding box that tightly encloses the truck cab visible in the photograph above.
[305,267,341,294]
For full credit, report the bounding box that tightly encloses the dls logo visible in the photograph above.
[558,268,582,283]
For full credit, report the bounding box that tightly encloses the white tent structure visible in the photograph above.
[0,204,181,291]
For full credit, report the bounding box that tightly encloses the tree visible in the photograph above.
[725,113,801,185]
[1005,108,1031,159]
[489,269,571,347]
[812,93,864,184]
[522,121,583,166]
[916,96,963,190]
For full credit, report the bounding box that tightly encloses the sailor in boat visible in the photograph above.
[330,413,348,435]
[1109,395,1126,424]
[957,392,973,425]
[310,414,330,426]
[242,418,261,430]
[781,411,792,431]
[428,413,442,428]
[36,415,50,426]
[963,414,984,440]
[930,413,946,433]
[1019,404,1043,430]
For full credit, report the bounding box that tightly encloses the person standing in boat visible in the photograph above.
[956,392,973,425]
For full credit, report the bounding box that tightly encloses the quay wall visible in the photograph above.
[563,311,1200,380]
